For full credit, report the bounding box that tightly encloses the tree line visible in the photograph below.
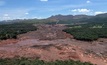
[0,58,94,65]
[0,23,37,40]
[64,23,107,41]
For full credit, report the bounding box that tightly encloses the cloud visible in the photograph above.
[0,1,5,6]
[86,1,91,4]
[0,8,33,20]
[40,0,48,2]
[4,14,9,17]
[25,12,29,15]
[94,11,107,15]
[71,9,91,13]
[33,16,42,19]
[2,14,11,20]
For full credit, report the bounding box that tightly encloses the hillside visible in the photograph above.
[46,13,107,24]
[1,13,107,25]
[48,14,92,21]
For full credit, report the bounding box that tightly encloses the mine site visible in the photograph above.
[0,0,107,65]
[0,24,107,65]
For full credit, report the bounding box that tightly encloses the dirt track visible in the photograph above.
[0,24,107,65]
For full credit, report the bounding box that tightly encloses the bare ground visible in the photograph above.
[0,24,107,65]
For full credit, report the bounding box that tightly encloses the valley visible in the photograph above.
[0,24,107,65]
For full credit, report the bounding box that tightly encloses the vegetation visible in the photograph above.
[64,23,107,41]
[0,23,37,40]
[0,58,94,65]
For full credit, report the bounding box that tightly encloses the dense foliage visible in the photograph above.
[0,58,94,65]
[64,23,107,41]
[0,23,37,40]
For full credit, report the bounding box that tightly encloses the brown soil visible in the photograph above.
[0,39,18,46]
[0,24,107,65]
[17,24,73,40]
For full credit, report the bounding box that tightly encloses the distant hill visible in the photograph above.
[96,13,107,18]
[0,19,41,25]
[47,14,73,21]
[47,13,107,24]
[48,14,92,21]
[0,13,107,25]
[81,13,107,24]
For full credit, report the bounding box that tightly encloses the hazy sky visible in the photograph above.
[0,0,107,20]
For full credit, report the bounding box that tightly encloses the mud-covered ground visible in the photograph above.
[0,24,107,65]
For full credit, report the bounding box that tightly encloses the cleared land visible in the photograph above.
[0,25,107,65]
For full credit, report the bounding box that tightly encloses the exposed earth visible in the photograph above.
[0,24,107,65]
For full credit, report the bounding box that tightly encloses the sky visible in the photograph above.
[0,0,107,20]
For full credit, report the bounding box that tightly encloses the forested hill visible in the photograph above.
[47,13,107,24]
[47,14,92,21]
[0,13,107,25]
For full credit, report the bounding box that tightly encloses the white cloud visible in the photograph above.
[2,14,11,20]
[0,8,33,20]
[33,16,42,19]
[25,12,29,15]
[0,1,5,6]
[71,9,91,13]
[4,14,9,17]
[86,1,91,3]
[94,11,107,15]
[40,0,48,2]
[71,9,77,12]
